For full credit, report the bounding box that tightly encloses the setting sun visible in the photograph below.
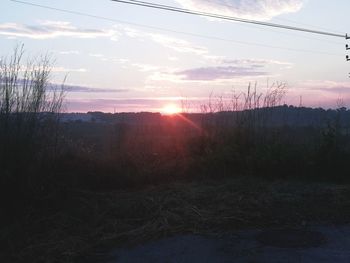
[3,0,350,260]
[162,104,181,115]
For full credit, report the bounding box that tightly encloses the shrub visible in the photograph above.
[0,45,65,215]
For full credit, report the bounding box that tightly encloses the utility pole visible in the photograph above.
[347,34,350,77]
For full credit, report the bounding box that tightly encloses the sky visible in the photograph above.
[1,0,350,112]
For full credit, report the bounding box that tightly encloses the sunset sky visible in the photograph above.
[1,0,349,112]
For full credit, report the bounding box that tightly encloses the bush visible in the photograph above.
[0,45,65,217]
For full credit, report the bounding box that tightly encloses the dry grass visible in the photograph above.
[2,177,350,262]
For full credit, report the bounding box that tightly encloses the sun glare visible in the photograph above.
[162,104,181,115]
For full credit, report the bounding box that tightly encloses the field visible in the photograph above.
[1,107,350,262]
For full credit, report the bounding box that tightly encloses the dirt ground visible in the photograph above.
[3,177,350,262]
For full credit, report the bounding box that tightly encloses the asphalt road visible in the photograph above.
[104,225,350,263]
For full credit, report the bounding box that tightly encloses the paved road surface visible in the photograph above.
[95,225,350,263]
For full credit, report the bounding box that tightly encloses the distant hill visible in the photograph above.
[60,105,350,128]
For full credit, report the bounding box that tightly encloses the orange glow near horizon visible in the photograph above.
[161,103,203,133]
[162,104,182,115]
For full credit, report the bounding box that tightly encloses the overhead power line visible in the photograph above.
[10,0,342,46]
[9,0,343,57]
[197,0,343,34]
[111,0,347,39]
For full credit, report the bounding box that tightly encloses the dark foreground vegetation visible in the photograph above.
[58,104,350,190]
[1,48,350,262]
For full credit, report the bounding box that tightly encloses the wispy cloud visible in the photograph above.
[147,69,185,83]
[64,85,129,93]
[58,50,80,55]
[222,58,293,68]
[3,78,127,94]
[0,65,87,73]
[147,58,274,82]
[120,26,208,55]
[0,20,119,39]
[316,86,350,94]
[131,63,160,72]
[51,67,87,73]
[176,65,268,80]
[48,83,129,93]
[148,33,208,55]
[174,0,305,21]
[0,20,208,56]
[302,80,350,95]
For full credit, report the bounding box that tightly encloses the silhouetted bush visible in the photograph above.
[55,104,350,191]
[0,46,65,218]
